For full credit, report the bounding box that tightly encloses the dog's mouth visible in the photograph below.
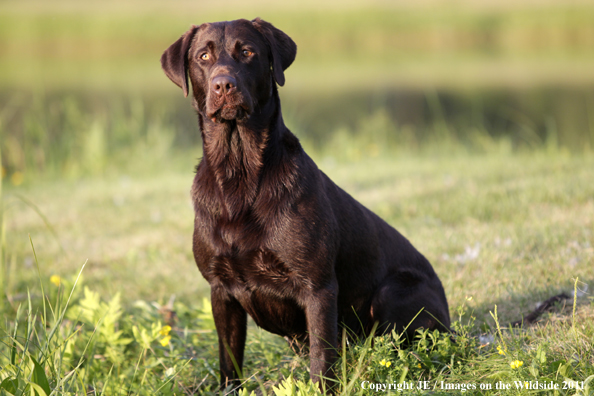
[207,96,252,123]
[211,104,248,123]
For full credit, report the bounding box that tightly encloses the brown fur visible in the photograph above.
[161,18,450,390]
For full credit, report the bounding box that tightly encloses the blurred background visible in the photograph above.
[1,0,593,307]
[2,0,594,181]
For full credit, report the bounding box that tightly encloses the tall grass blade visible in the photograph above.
[18,195,65,255]
[29,235,47,330]
[30,356,51,395]
[129,348,146,396]
[0,146,5,318]
[27,381,49,396]
[99,365,114,396]
[222,339,244,380]
[572,277,578,332]
[153,358,193,394]
[41,261,86,365]
[490,305,507,352]
[343,321,378,394]
[341,327,347,389]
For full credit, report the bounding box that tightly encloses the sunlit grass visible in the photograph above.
[0,247,591,394]
[1,3,593,392]
[4,150,593,317]
[2,136,593,394]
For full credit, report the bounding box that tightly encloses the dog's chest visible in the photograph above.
[208,248,302,292]
[207,248,307,335]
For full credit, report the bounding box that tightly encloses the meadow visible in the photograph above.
[2,122,593,395]
[1,1,594,394]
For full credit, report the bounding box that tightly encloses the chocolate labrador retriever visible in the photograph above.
[161,18,450,390]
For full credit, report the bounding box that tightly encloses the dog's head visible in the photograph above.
[161,18,296,123]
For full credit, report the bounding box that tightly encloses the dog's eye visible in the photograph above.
[200,53,210,61]
[242,49,253,57]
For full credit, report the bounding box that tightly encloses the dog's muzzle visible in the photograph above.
[207,75,252,122]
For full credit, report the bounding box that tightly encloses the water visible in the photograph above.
[2,86,593,176]
[281,87,594,151]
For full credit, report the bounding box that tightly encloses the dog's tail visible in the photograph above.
[511,293,571,327]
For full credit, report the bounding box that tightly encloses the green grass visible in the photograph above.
[1,2,594,392]
[2,148,593,395]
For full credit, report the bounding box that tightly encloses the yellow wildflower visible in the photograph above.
[497,345,506,355]
[417,364,422,369]
[50,275,61,287]
[510,360,523,369]
[159,325,172,336]
[160,335,171,347]
[379,359,391,368]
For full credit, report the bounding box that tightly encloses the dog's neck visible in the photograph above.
[198,90,288,220]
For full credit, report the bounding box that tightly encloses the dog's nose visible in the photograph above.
[212,75,237,96]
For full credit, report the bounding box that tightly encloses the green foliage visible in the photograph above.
[65,287,132,367]
[2,88,593,394]
[272,374,322,396]
[0,270,214,395]
[0,354,52,396]
[0,232,593,395]
[3,149,594,394]
[0,93,187,181]
[351,313,476,388]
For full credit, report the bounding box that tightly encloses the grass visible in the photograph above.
[1,2,593,392]
[2,146,593,394]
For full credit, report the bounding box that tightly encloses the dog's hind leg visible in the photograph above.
[369,271,450,340]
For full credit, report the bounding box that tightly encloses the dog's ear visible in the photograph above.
[161,25,200,97]
[252,18,297,87]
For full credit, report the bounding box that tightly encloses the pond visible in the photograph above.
[2,85,592,177]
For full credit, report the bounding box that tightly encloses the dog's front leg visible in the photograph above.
[211,285,247,391]
[305,284,338,386]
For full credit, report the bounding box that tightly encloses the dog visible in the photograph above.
[161,18,450,390]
